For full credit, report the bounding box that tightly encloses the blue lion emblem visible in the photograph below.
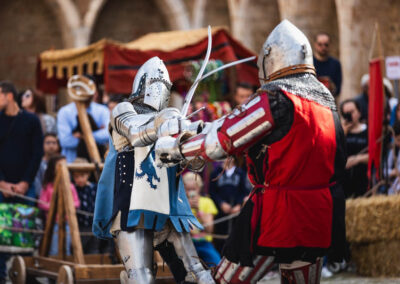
[135,150,160,190]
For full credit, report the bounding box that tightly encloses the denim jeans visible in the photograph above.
[49,223,71,256]
[193,240,221,267]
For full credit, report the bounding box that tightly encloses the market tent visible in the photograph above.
[37,27,258,94]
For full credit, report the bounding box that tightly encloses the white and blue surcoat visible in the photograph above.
[93,139,202,239]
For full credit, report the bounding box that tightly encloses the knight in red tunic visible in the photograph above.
[155,20,346,284]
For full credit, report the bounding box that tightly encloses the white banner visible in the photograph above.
[386,56,400,80]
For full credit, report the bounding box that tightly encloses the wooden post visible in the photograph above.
[39,166,62,256]
[75,102,102,164]
[57,169,66,260]
[58,160,85,264]
[67,163,104,172]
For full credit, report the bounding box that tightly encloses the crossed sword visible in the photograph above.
[152,26,256,160]
[181,26,256,118]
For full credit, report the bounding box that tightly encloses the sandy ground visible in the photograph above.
[258,272,400,283]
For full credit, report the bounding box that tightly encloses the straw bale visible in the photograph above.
[351,240,400,277]
[346,195,400,243]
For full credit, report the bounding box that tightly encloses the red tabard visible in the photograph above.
[249,90,336,250]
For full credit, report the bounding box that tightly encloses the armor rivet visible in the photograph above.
[123,165,126,167]
[130,184,132,186]
[301,44,307,59]
[265,45,271,56]
[123,180,125,183]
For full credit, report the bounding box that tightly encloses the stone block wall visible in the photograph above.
[0,0,399,100]
[91,0,168,43]
[0,0,63,90]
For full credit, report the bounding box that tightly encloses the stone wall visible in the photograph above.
[0,0,63,89]
[0,0,399,100]
[246,0,281,53]
[90,0,168,43]
[203,0,231,29]
[337,0,400,98]
[277,0,339,58]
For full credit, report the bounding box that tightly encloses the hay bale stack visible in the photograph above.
[351,240,400,277]
[346,195,400,276]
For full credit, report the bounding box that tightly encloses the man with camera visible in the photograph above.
[340,99,369,198]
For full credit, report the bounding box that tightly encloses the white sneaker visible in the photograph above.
[321,266,333,278]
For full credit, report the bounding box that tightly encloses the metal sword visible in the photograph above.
[181,25,213,117]
[182,56,256,118]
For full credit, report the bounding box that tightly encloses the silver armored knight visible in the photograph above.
[105,57,214,284]
[155,20,346,284]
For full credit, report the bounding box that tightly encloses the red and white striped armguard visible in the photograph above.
[180,93,275,161]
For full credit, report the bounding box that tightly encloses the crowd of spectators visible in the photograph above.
[0,30,399,282]
[0,79,116,283]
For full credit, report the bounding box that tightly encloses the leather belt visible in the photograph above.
[261,64,316,83]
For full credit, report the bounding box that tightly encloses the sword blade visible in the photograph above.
[196,56,256,88]
[183,56,256,118]
[181,26,212,117]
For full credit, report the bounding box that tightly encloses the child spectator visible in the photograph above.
[71,158,102,254]
[39,155,80,256]
[182,172,221,266]
[33,133,61,197]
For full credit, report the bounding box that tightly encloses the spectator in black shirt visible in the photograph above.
[340,99,369,198]
[0,81,43,283]
[313,32,342,98]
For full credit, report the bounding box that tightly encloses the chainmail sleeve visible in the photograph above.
[262,90,294,145]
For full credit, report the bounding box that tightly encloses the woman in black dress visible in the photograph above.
[340,99,369,198]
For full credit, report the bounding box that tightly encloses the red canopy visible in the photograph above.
[37,28,258,94]
[104,29,258,94]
